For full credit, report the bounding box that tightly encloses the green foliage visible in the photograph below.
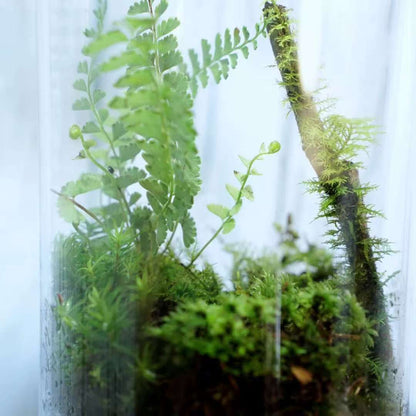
[305,114,388,254]
[53,216,384,414]
[50,1,398,415]
[263,10,396,405]
[188,23,267,96]
[56,0,272,261]
[151,295,277,376]
[63,0,203,252]
[190,141,281,265]
[146,222,379,415]
[53,229,222,413]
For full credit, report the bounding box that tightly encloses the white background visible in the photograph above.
[1,0,415,414]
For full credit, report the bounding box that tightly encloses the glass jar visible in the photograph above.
[39,1,412,415]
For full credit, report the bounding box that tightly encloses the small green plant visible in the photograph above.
[55,0,272,261]
[47,1,400,415]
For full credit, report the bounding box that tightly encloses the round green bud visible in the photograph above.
[69,124,82,140]
[268,141,281,154]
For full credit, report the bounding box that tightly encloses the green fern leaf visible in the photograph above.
[181,214,197,247]
[155,0,168,18]
[242,26,250,42]
[62,173,103,198]
[82,30,127,56]
[159,50,182,72]
[82,121,100,134]
[220,59,230,79]
[158,34,179,54]
[189,49,201,73]
[73,79,87,92]
[157,18,180,38]
[129,192,141,206]
[117,167,146,189]
[97,108,109,123]
[242,185,254,201]
[114,70,154,88]
[201,39,212,67]
[148,193,162,214]
[101,51,149,72]
[77,61,88,74]
[224,29,232,53]
[57,196,82,224]
[222,218,236,235]
[241,45,249,59]
[229,53,238,69]
[119,142,141,162]
[233,170,246,184]
[226,184,240,201]
[210,63,222,84]
[73,98,90,111]
[207,204,229,220]
[238,155,251,168]
[233,28,241,47]
[199,70,209,88]
[93,89,106,104]
[213,33,223,60]
[140,178,169,205]
[128,1,148,15]
[112,121,126,140]
[229,200,242,216]
[125,17,154,31]
[156,219,168,245]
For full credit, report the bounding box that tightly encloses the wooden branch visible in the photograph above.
[263,2,392,369]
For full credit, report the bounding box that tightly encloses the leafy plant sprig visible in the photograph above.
[188,24,267,96]
[189,141,281,266]
[56,0,276,263]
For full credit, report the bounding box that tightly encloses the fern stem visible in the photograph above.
[147,0,177,228]
[85,61,135,233]
[80,134,110,175]
[189,152,266,267]
[51,189,105,227]
[161,222,179,254]
[86,79,118,168]
[80,134,133,230]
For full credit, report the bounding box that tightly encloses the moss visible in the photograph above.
[51,221,399,415]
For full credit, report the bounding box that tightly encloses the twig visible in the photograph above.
[263,2,392,374]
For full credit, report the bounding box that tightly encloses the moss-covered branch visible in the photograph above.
[263,2,392,378]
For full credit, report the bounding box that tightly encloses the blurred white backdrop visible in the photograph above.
[1,0,415,414]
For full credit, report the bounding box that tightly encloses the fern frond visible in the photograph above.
[83,0,201,252]
[188,23,267,97]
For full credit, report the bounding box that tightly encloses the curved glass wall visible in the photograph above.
[39,1,414,415]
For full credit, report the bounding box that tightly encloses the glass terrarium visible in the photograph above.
[40,1,412,415]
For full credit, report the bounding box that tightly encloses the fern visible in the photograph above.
[188,23,267,97]
[55,0,274,260]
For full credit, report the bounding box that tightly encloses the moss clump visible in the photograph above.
[52,222,394,415]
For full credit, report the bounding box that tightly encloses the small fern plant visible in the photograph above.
[54,0,279,262]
